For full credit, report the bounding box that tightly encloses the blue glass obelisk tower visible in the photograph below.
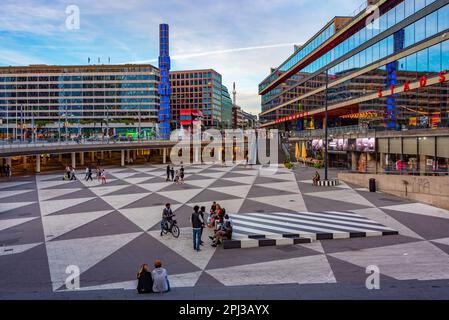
[158,24,171,140]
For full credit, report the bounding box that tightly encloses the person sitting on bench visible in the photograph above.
[313,171,321,186]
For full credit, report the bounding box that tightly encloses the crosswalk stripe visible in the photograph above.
[232,215,352,234]
[280,211,383,225]
[233,213,391,232]
[253,212,392,230]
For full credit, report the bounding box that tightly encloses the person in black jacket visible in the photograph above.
[191,206,204,252]
[137,264,153,294]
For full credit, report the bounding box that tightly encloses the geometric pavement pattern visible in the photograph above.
[2,163,449,295]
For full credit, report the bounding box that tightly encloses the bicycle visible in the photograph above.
[162,215,180,238]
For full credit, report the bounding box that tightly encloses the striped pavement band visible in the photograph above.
[229,211,398,243]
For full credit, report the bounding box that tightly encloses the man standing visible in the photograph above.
[166,165,171,181]
[180,165,185,182]
[170,166,175,181]
[191,206,204,252]
[161,203,173,236]
[70,167,77,181]
[199,206,206,246]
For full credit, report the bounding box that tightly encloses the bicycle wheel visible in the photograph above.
[171,225,180,238]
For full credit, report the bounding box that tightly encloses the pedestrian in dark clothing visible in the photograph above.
[166,165,171,181]
[137,264,153,294]
[86,167,93,181]
[191,206,204,252]
[199,206,206,245]
[170,166,175,181]
[180,166,185,182]
[0,164,4,177]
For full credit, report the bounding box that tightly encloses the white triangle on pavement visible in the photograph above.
[186,198,245,214]
[0,181,33,190]
[42,210,114,240]
[304,189,375,208]
[222,176,256,185]
[0,217,38,231]
[249,194,307,212]
[39,197,96,216]
[148,227,216,270]
[255,181,301,193]
[198,172,226,179]
[139,182,173,192]
[209,185,252,199]
[46,232,142,291]
[123,177,153,185]
[0,242,42,256]
[0,189,34,200]
[0,202,36,214]
[184,179,216,189]
[102,193,149,210]
[37,179,71,190]
[118,204,182,231]
[157,189,204,204]
[38,188,83,201]
[89,185,130,197]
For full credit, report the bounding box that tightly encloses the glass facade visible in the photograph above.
[260,0,449,175]
[170,69,224,128]
[0,65,160,139]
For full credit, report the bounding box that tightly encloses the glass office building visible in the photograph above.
[221,84,233,129]
[0,64,160,140]
[259,0,449,174]
[170,69,227,129]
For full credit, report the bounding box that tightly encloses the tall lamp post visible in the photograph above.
[324,69,329,181]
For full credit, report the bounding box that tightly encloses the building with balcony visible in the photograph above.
[259,0,449,175]
[0,64,160,141]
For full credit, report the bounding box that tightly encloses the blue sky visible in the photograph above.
[0,0,362,114]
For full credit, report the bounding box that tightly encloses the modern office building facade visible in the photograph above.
[0,64,160,140]
[221,84,233,129]
[169,69,225,129]
[259,0,449,174]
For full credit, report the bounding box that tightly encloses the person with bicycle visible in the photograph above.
[160,203,174,237]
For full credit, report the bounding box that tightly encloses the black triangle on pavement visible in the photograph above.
[77,232,201,289]
[50,211,142,241]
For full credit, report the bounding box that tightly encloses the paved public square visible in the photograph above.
[2,164,449,299]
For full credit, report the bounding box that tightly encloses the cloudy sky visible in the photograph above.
[0,0,363,115]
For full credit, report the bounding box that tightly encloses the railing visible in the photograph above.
[290,125,374,138]
[0,137,165,150]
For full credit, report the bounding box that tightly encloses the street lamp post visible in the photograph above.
[324,69,329,181]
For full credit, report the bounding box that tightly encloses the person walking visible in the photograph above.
[191,205,204,252]
[166,165,171,181]
[70,167,77,181]
[84,167,89,181]
[170,166,175,181]
[6,164,11,178]
[100,169,107,184]
[65,166,71,180]
[86,166,93,182]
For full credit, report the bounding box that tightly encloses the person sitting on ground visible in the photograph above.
[152,260,170,293]
[210,214,233,247]
[137,264,153,294]
[313,171,321,186]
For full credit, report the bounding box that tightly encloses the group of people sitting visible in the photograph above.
[136,259,170,294]
[207,202,233,247]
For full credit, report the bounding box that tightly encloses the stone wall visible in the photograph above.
[338,172,449,210]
